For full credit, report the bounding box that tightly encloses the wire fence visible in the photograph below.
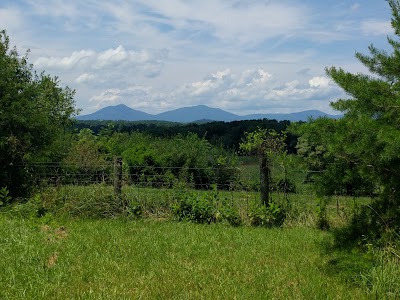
[28,161,310,192]
[23,160,376,225]
[28,161,372,200]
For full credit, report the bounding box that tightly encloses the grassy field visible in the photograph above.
[0,215,376,299]
[1,175,398,299]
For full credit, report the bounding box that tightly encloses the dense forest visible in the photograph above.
[73,118,298,153]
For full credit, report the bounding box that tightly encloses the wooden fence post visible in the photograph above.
[114,157,123,198]
[260,155,270,206]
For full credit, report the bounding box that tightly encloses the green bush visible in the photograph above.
[248,202,286,227]
[0,187,11,207]
[171,190,218,224]
[315,197,330,230]
[126,199,143,218]
[221,206,242,227]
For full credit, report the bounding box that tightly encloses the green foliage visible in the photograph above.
[359,255,400,298]
[125,200,143,218]
[171,190,218,224]
[31,186,126,218]
[120,132,238,188]
[274,178,296,193]
[248,202,286,227]
[62,129,111,184]
[290,0,400,246]
[240,128,287,206]
[315,197,330,230]
[0,187,11,207]
[240,128,286,157]
[74,118,296,153]
[0,30,78,198]
[290,119,376,196]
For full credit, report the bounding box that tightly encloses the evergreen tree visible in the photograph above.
[295,0,400,244]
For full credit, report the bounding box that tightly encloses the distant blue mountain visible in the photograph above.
[241,110,342,122]
[76,104,153,121]
[155,105,238,122]
[77,104,342,123]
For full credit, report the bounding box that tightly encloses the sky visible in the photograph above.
[0,0,395,115]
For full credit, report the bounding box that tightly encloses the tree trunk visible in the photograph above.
[260,155,270,206]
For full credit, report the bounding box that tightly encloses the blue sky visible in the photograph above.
[0,0,394,115]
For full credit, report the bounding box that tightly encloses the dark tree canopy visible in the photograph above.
[0,30,78,197]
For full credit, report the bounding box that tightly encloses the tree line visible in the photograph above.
[73,118,297,153]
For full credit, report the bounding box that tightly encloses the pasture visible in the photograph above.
[1,184,399,299]
[0,216,370,299]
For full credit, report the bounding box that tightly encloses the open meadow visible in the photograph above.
[0,215,371,299]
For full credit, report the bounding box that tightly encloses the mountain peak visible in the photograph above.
[77,104,342,122]
[77,103,153,121]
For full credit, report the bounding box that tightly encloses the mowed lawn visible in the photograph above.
[0,216,367,299]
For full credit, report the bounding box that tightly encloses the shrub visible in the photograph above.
[0,187,11,207]
[315,197,330,230]
[126,199,143,218]
[274,178,296,193]
[248,202,286,227]
[171,190,218,224]
[220,206,242,227]
[334,196,400,248]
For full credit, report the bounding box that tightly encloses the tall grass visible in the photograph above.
[31,184,371,229]
[0,215,371,299]
[2,183,398,299]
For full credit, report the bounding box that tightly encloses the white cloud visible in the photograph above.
[75,73,96,84]
[26,0,80,18]
[309,76,330,88]
[89,88,123,108]
[361,20,392,36]
[87,69,341,115]
[88,86,158,111]
[34,46,168,79]
[35,49,95,69]
[105,0,308,45]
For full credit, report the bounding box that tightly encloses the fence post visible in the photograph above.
[114,156,123,198]
[260,155,270,206]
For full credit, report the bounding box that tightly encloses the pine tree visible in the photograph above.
[295,0,400,245]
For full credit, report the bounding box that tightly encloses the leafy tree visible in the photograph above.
[62,129,110,184]
[293,0,400,244]
[0,30,78,197]
[240,128,285,205]
[121,132,238,188]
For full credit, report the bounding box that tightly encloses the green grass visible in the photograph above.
[1,182,398,299]
[0,215,371,299]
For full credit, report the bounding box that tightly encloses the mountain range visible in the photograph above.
[77,104,342,123]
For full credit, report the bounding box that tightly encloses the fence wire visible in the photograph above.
[21,161,375,224]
